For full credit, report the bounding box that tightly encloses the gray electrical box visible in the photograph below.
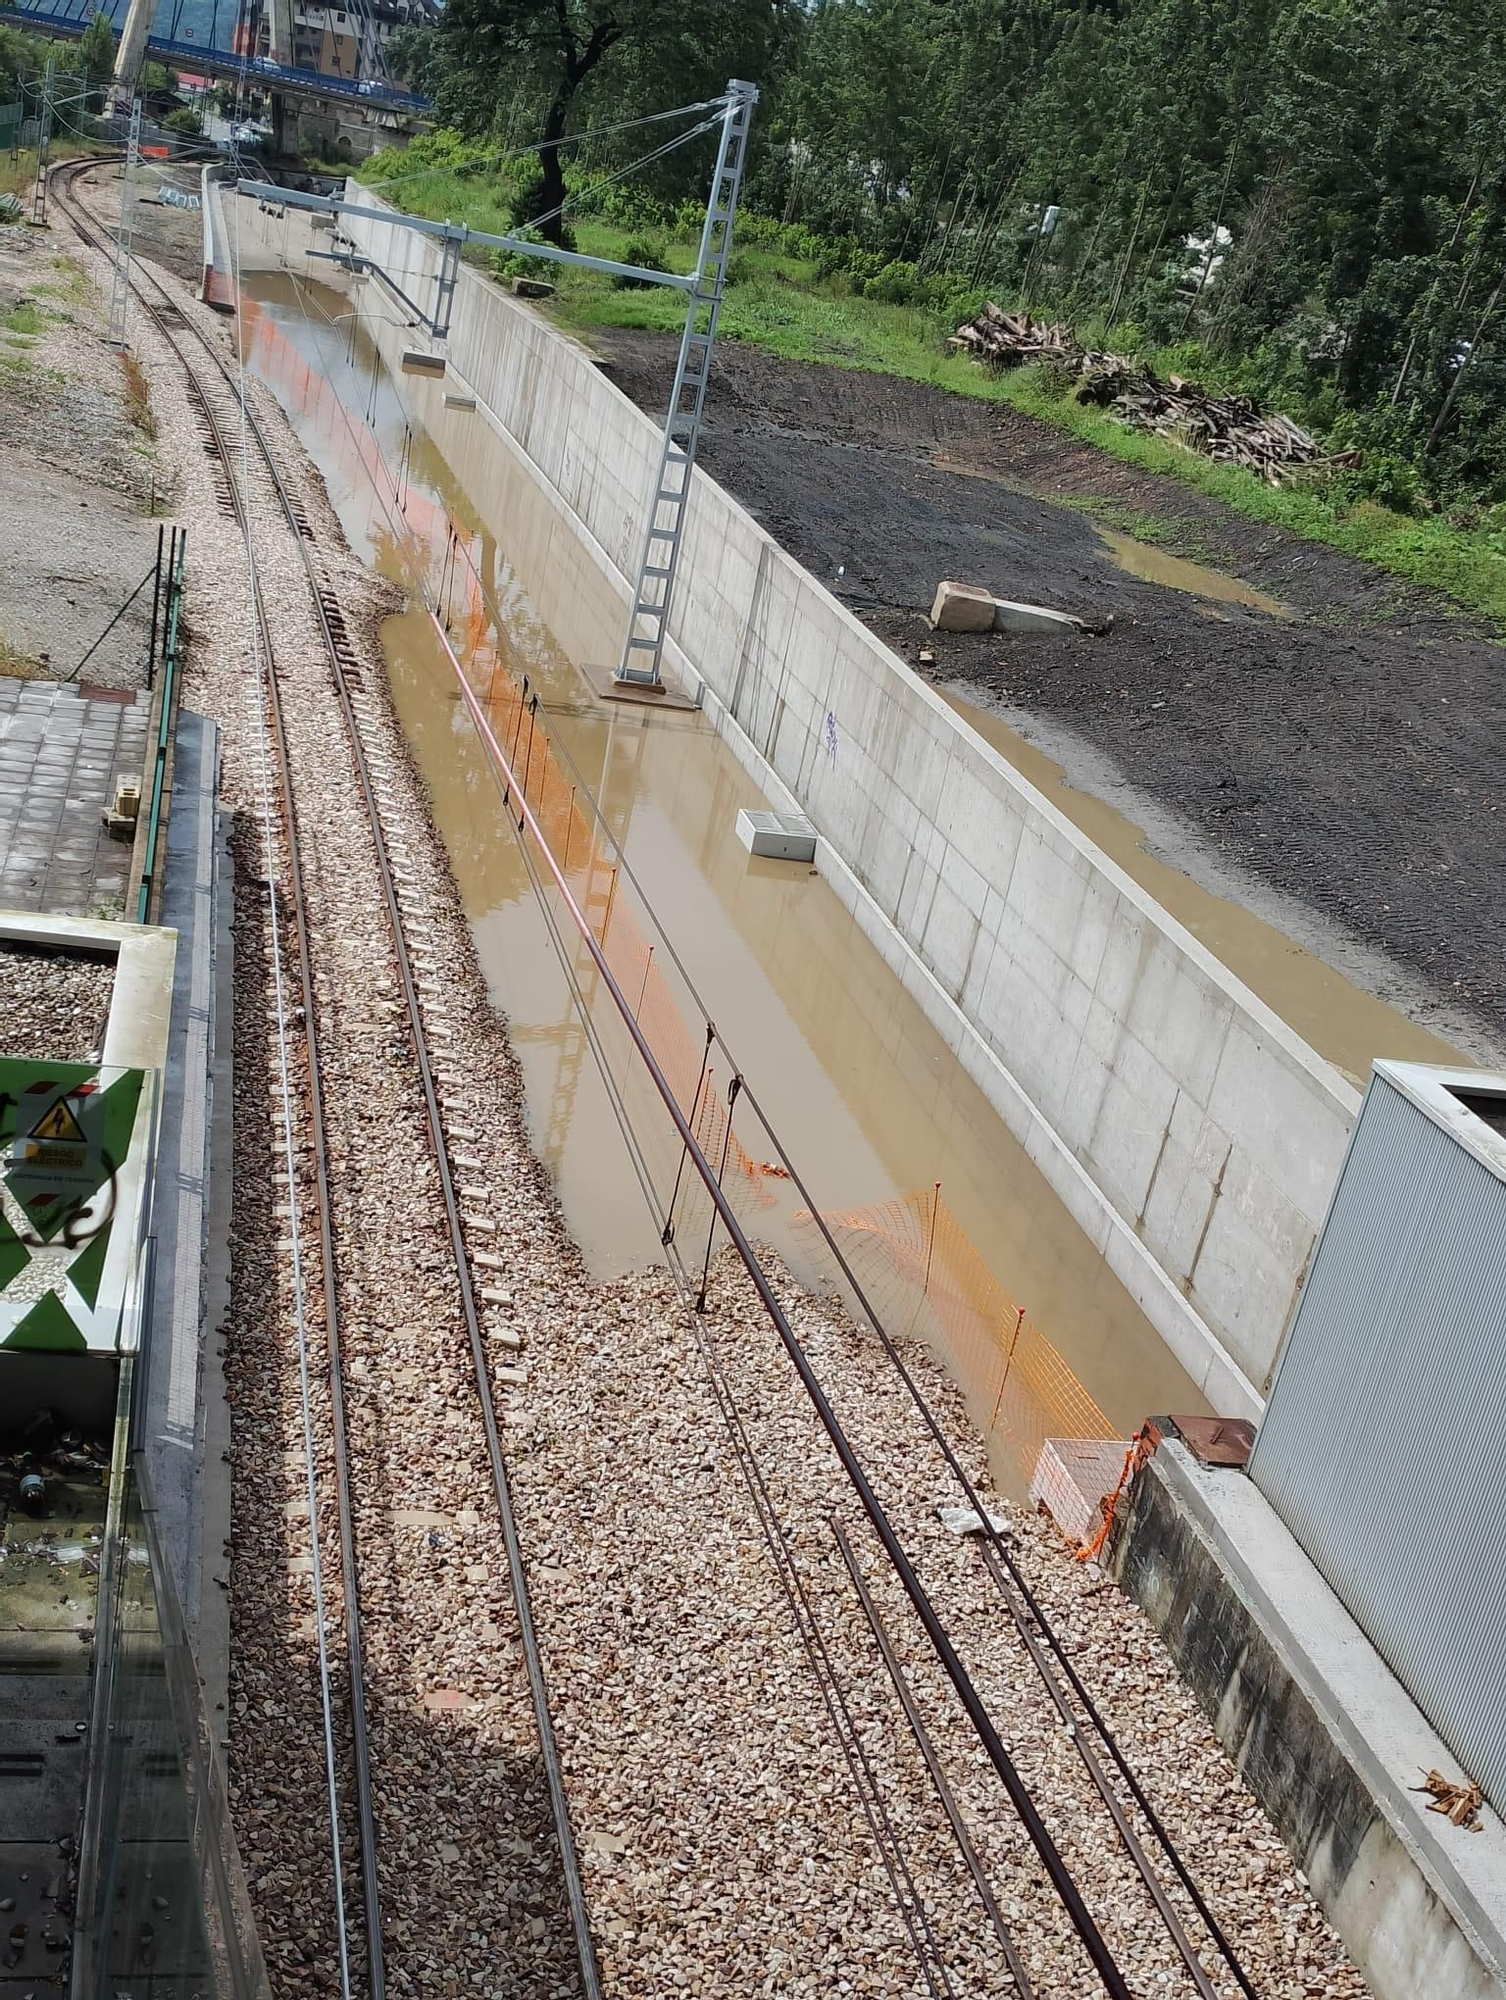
[735,809,817,862]
[1249,1061,1506,1809]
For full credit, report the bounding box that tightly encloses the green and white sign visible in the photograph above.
[0,1059,151,1354]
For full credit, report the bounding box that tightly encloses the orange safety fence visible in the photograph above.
[793,1186,1118,1496]
[239,294,771,1237]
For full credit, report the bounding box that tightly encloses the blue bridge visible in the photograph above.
[0,0,430,110]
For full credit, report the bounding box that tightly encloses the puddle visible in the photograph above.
[939,687,1464,1087]
[237,264,1208,1459]
[928,452,1286,616]
[1095,526,1287,616]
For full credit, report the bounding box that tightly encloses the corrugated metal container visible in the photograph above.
[1249,1062,1506,1810]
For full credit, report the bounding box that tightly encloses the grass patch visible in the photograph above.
[0,632,44,678]
[0,150,35,203]
[118,351,155,437]
[361,163,1506,631]
[34,258,93,311]
[2,304,44,336]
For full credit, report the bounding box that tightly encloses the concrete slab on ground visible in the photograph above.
[0,677,150,916]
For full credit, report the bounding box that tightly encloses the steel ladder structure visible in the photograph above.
[615,80,757,690]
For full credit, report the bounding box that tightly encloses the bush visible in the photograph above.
[612,235,670,290]
[506,158,576,250]
[1327,405,1423,513]
[368,126,486,182]
[863,258,919,304]
[491,248,559,285]
[931,282,985,329]
[163,105,201,137]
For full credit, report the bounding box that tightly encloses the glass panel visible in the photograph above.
[72,1447,269,2000]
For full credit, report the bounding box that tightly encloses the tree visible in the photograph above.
[78,11,116,111]
[398,0,779,243]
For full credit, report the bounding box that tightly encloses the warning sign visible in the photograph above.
[0,1059,148,1352]
[12,1088,98,1200]
[29,1098,86,1145]
[3,1070,138,1242]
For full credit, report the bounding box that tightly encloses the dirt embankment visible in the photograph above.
[601,328,1506,1046]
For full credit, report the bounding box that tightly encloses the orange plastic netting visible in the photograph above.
[794,1187,1117,1491]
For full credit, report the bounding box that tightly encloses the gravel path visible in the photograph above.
[61,183,1374,2000]
[0,943,113,1061]
[0,208,164,688]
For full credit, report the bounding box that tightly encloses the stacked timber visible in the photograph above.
[1075,360,1362,485]
[947,303,1077,366]
[950,303,1362,486]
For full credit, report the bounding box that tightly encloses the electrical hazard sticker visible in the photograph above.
[28,1098,87,1146]
[3,1071,134,1242]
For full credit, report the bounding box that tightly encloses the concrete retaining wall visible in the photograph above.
[1111,1442,1506,2000]
[339,187,1362,1413]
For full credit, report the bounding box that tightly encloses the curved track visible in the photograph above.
[50,156,602,2000]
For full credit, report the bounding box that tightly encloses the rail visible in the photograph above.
[234,231,1267,2000]
[49,153,599,2000]
[57,153,1266,2000]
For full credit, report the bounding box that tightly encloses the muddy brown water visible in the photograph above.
[939,687,1464,1089]
[1093,527,1288,617]
[241,269,1212,1452]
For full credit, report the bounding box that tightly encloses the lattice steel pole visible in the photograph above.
[30,57,55,226]
[107,98,143,349]
[616,79,757,690]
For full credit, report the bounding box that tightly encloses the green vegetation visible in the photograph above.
[34,257,93,309]
[362,140,1506,627]
[1,13,113,110]
[2,303,44,337]
[367,0,1506,624]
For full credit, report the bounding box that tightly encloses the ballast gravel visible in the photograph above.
[61,181,1374,2000]
[0,943,113,1061]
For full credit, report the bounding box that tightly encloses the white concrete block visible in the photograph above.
[1126,945,1234,1108]
[1090,1066,1177,1218]
[992,599,1084,637]
[735,810,817,862]
[922,878,979,1000]
[930,580,997,631]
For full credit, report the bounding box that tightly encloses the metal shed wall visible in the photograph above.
[1248,1064,1506,1810]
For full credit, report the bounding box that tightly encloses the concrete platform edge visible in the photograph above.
[1111,1439,1506,2000]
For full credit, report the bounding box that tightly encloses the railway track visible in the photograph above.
[50,157,602,2000]
[250,216,1277,2000]
[41,156,1303,2000]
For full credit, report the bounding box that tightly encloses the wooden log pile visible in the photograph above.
[947,302,1077,366]
[951,303,1362,487]
[1076,358,1362,486]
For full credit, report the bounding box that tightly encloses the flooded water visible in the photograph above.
[939,686,1464,1086]
[238,265,1206,1444]
[1094,526,1288,617]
